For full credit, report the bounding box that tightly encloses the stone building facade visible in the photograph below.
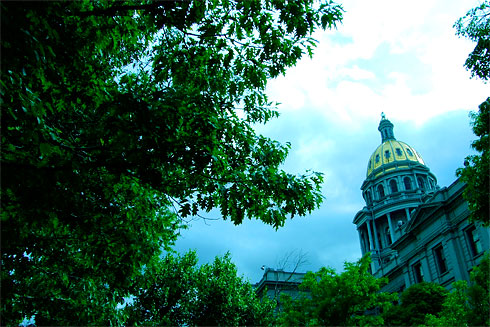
[353,115,489,292]
[254,268,306,312]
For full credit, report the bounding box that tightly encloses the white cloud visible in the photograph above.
[339,65,376,80]
[266,0,486,125]
[177,0,488,283]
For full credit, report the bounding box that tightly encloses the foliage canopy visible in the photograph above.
[454,1,490,81]
[126,251,276,326]
[383,282,448,327]
[0,0,343,324]
[454,1,490,226]
[456,97,489,226]
[425,251,490,327]
[278,255,396,326]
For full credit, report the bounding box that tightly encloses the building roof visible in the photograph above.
[366,116,426,178]
[254,269,306,295]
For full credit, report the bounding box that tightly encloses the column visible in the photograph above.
[372,218,380,251]
[387,212,396,243]
[366,221,374,251]
[413,172,418,187]
[405,208,411,221]
[357,228,365,254]
[382,180,388,200]
[446,234,468,281]
[403,266,411,288]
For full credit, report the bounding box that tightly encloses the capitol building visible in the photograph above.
[353,115,489,292]
[256,115,489,300]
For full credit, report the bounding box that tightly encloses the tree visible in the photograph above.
[454,1,490,81]
[424,251,490,327]
[427,280,472,327]
[1,0,343,324]
[126,252,275,326]
[266,249,309,305]
[467,250,490,326]
[454,2,490,226]
[278,255,397,326]
[383,282,448,327]
[423,280,471,327]
[456,98,489,226]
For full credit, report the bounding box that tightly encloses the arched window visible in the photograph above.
[428,178,435,189]
[390,179,398,193]
[375,154,380,164]
[377,184,385,199]
[417,176,425,190]
[406,148,414,157]
[404,177,412,190]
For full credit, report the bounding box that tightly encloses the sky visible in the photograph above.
[174,0,489,284]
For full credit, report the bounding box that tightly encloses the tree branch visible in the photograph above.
[77,3,163,17]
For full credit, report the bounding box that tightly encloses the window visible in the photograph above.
[375,154,380,164]
[417,176,425,190]
[396,148,402,156]
[385,150,391,160]
[428,178,436,190]
[368,159,372,169]
[366,190,372,204]
[377,184,385,199]
[433,244,448,275]
[390,179,398,193]
[412,262,424,283]
[406,148,413,157]
[466,225,482,257]
[404,177,412,190]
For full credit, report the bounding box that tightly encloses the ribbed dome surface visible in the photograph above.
[366,139,425,178]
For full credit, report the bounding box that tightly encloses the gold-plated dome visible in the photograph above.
[366,139,425,178]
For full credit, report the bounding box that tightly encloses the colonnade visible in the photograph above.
[357,208,412,254]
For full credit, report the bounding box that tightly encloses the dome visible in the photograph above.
[366,139,425,178]
[366,114,426,178]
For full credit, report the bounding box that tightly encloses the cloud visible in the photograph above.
[175,0,487,283]
[266,0,486,124]
[339,65,376,81]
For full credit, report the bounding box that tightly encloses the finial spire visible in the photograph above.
[378,114,395,143]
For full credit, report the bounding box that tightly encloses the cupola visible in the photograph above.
[366,114,426,179]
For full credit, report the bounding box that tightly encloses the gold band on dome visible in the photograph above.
[366,140,425,178]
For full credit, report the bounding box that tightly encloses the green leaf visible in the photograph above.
[39,142,52,156]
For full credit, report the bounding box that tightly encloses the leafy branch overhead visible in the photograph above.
[454,1,490,81]
[456,97,489,226]
[454,1,489,226]
[1,0,342,324]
